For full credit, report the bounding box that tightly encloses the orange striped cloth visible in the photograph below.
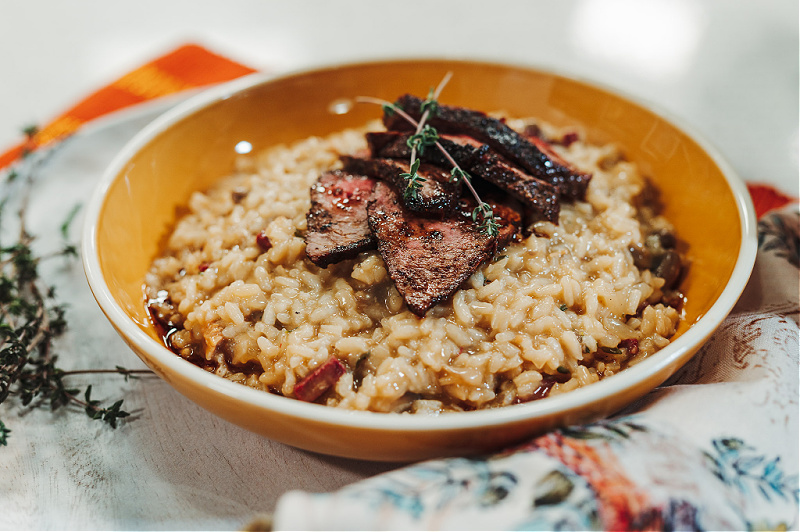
[0,44,793,218]
[0,43,256,170]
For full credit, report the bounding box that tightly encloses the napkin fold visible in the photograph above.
[3,44,798,531]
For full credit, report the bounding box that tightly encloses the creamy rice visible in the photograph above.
[145,117,682,413]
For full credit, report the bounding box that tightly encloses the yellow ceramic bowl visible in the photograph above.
[82,59,756,462]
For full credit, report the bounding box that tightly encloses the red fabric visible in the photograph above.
[747,182,797,218]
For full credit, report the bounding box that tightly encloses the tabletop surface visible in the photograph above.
[0,1,797,530]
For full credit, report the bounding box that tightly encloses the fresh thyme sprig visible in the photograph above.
[356,74,500,237]
[401,74,449,202]
[472,201,501,236]
[406,124,440,154]
[0,128,152,445]
[398,158,426,200]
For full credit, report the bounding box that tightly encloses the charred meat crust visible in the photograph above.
[366,130,483,169]
[306,98,591,313]
[383,94,591,200]
[340,155,461,215]
[367,181,497,316]
[467,145,560,224]
[367,131,560,224]
[455,193,522,250]
[305,170,378,267]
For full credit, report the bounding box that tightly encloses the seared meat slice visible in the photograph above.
[305,170,378,267]
[367,181,497,316]
[455,192,523,250]
[468,145,560,224]
[341,155,460,215]
[367,131,559,224]
[366,130,481,169]
[383,95,591,200]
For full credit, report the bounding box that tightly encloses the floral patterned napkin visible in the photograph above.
[271,205,799,531]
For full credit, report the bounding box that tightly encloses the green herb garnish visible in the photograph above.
[406,124,439,155]
[0,419,10,446]
[0,141,152,444]
[399,158,427,201]
[356,73,500,238]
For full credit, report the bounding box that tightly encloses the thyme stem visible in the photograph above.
[409,71,452,165]
[0,137,150,444]
[59,368,154,377]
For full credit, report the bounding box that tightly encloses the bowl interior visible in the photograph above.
[86,59,752,460]
[96,59,742,342]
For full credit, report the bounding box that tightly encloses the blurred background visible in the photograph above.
[0,0,797,193]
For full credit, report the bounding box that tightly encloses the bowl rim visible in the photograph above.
[81,58,758,433]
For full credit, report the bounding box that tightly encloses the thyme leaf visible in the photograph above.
[382,103,396,117]
[0,138,152,443]
[600,346,623,355]
[450,166,469,184]
[0,419,9,445]
[21,125,39,139]
[59,203,81,240]
[406,124,439,155]
[399,158,426,201]
[420,87,440,117]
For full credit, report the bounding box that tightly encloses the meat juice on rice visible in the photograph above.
[145,116,683,414]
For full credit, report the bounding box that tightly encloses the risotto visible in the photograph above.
[145,115,684,414]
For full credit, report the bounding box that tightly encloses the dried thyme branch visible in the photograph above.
[356,77,500,237]
[0,129,152,444]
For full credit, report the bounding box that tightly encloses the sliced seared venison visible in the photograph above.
[467,145,560,224]
[366,130,481,169]
[305,170,378,267]
[383,95,591,200]
[367,181,497,316]
[368,131,560,224]
[455,191,523,250]
[340,155,460,215]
